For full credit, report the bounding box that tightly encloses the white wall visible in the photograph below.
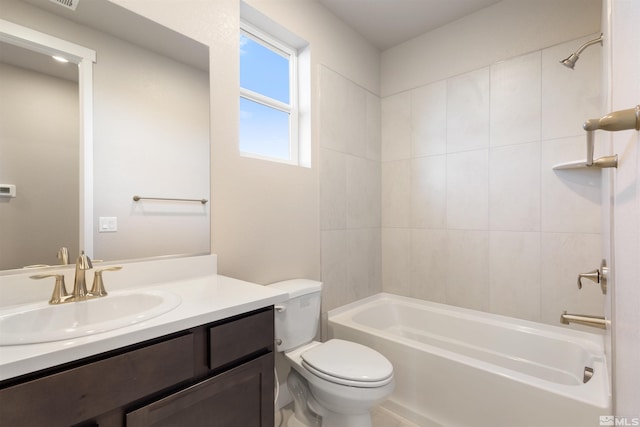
[608,0,640,416]
[0,63,78,269]
[380,1,605,326]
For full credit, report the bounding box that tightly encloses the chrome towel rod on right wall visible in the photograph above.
[553,104,640,170]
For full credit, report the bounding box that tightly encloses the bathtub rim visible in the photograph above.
[328,292,611,410]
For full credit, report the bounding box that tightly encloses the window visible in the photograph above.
[240,22,299,164]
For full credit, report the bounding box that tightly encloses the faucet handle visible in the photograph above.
[577,269,599,289]
[577,259,608,295]
[30,274,69,304]
[90,266,122,297]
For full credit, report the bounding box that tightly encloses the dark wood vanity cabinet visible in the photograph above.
[0,307,274,427]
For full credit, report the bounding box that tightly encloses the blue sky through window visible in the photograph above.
[240,32,292,160]
[240,97,290,159]
[240,34,290,103]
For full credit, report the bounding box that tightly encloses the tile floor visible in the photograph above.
[275,404,420,427]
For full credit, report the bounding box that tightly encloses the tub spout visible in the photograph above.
[560,311,608,329]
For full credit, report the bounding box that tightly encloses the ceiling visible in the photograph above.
[317,0,502,50]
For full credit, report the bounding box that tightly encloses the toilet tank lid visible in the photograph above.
[267,279,322,298]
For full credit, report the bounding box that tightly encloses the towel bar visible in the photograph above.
[133,195,208,204]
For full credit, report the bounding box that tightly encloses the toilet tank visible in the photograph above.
[267,279,322,352]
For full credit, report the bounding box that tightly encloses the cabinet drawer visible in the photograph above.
[0,333,195,427]
[209,308,273,370]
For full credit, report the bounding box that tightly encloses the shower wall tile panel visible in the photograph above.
[381,227,411,297]
[319,66,382,322]
[381,92,411,161]
[381,160,411,227]
[410,155,447,229]
[319,148,346,231]
[347,228,382,300]
[411,81,447,157]
[445,230,490,311]
[489,142,541,232]
[446,67,490,154]
[409,229,448,302]
[320,229,348,312]
[381,34,604,325]
[365,91,382,161]
[347,156,380,229]
[446,149,489,230]
[490,51,541,147]
[489,231,541,321]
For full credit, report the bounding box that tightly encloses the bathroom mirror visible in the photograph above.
[0,0,210,272]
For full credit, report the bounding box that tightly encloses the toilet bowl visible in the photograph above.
[268,280,394,427]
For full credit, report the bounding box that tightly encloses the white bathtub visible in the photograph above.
[328,293,611,427]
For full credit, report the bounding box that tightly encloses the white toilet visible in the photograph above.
[268,279,394,427]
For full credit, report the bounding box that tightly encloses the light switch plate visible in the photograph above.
[99,217,118,232]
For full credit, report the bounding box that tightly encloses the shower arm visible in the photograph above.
[582,105,640,167]
[573,34,604,57]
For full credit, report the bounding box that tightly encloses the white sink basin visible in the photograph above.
[0,290,181,345]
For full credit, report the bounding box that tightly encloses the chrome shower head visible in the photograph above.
[559,34,603,70]
[560,53,580,69]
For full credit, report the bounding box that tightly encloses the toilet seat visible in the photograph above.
[300,339,393,388]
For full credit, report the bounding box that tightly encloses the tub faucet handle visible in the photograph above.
[577,270,599,288]
[577,260,608,295]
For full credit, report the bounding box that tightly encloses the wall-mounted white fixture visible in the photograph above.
[553,105,639,170]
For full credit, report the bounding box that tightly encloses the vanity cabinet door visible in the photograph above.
[126,352,274,427]
[0,333,195,427]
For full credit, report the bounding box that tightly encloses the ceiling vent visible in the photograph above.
[49,0,79,11]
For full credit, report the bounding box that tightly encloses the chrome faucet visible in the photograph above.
[560,311,608,329]
[69,251,93,301]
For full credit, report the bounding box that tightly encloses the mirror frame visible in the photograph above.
[0,19,96,257]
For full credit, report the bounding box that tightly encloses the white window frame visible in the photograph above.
[240,21,299,165]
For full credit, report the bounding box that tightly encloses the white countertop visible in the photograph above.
[0,273,288,381]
